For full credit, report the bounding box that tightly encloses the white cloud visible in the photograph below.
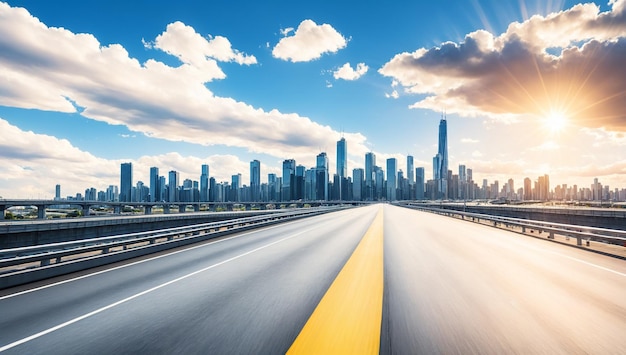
[272,19,347,62]
[461,138,479,143]
[0,3,370,166]
[379,2,626,131]
[333,62,368,80]
[0,117,265,198]
[531,141,560,151]
[385,90,399,99]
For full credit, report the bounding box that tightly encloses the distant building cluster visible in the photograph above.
[53,119,626,203]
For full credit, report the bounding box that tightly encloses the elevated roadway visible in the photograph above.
[1,204,625,353]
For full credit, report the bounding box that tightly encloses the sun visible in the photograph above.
[544,111,568,133]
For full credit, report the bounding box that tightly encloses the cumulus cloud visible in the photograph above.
[0,3,369,164]
[272,19,347,62]
[333,62,368,80]
[0,118,263,198]
[379,2,626,132]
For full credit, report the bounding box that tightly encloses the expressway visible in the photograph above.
[1,204,625,354]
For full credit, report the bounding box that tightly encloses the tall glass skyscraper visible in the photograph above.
[365,152,376,200]
[336,138,347,178]
[386,158,397,201]
[250,160,260,201]
[434,116,448,199]
[316,152,329,201]
[200,164,209,202]
[120,162,133,202]
[407,155,415,185]
[168,170,179,202]
[150,166,159,202]
[282,159,296,201]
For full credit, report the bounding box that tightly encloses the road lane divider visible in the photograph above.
[287,207,384,354]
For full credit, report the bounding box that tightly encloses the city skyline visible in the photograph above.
[1,1,625,198]
[49,132,626,204]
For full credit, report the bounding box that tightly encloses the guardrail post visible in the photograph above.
[103,247,110,254]
[549,231,554,239]
[41,259,50,267]
[576,236,582,246]
[522,226,526,233]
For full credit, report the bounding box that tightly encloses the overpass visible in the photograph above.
[0,199,373,219]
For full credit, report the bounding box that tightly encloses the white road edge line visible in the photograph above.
[544,249,626,278]
[0,212,339,300]
[0,228,313,353]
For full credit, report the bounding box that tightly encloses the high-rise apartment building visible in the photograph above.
[120,162,133,202]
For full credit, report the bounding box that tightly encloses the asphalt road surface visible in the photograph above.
[1,204,625,354]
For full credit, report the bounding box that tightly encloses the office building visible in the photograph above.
[200,164,209,202]
[386,158,397,201]
[250,160,260,201]
[365,152,376,200]
[282,159,296,201]
[433,116,448,199]
[120,162,133,202]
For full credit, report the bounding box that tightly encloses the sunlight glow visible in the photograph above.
[544,111,568,133]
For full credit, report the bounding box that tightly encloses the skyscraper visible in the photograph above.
[200,164,209,202]
[282,159,296,201]
[415,167,425,199]
[365,152,376,200]
[168,170,179,202]
[120,162,133,202]
[316,152,329,200]
[386,158,397,201]
[337,137,347,178]
[336,137,347,200]
[150,167,160,202]
[407,155,415,185]
[250,160,260,201]
[433,116,448,199]
[352,168,364,201]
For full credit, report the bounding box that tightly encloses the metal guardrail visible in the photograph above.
[398,204,626,248]
[0,206,347,288]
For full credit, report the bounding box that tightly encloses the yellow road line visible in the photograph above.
[287,207,384,355]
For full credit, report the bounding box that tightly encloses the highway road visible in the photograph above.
[1,204,625,354]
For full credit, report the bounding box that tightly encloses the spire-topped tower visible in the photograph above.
[434,112,448,199]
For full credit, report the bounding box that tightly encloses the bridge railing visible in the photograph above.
[0,206,349,289]
[397,203,626,248]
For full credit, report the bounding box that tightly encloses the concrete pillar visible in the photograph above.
[145,206,152,215]
[164,205,170,214]
[114,206,121,214]
[178,204,186,213]
[0,206,5,219]
[82,205,91,216]
[245,204,252,211]
[193,204,200,212]
[37,205,46,219]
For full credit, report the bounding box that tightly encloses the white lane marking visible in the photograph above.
[0,211,346,300]
[543,249,626,278]
[465,220,626,278]
[0,228,313,352]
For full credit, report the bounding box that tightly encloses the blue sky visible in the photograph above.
[0,0,624,198]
